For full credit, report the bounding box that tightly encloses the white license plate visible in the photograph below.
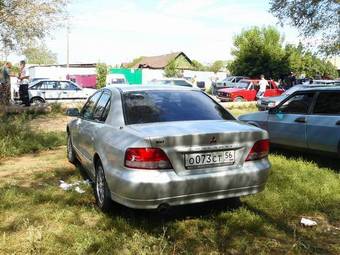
[185,150,235,168]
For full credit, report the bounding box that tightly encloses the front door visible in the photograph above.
[267,92,315,148]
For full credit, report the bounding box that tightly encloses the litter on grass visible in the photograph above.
[300,218,317,227]
[59,180,91,193]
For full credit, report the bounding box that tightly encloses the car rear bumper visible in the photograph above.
[105,159,270,209]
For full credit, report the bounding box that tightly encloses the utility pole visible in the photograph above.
[66,0,70,77]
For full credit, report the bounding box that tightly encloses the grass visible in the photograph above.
[0,114,66,159]
[0,108,339,254]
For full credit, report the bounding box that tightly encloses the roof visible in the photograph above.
[295,85,340,92]
[104,84,199,93]
[131,52,192,69]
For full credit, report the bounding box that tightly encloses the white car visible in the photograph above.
[106,74,128,87]
[28,80,96,105]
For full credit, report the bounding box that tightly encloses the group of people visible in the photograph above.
[0,60,30,106]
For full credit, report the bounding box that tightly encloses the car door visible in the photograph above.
[77,91,103,168]
[267,92,315,148]
[59,81,83,101]
[40,81,62,102]
[264,81,275,97]
[307,91,340,153]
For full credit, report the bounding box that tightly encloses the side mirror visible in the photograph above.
[66,108,80,117]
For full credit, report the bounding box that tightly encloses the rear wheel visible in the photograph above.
[95,162,112,211]
[234,97,245,102]
[30,97,45,106]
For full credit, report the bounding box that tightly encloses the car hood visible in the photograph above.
[238,111,268,122]
[218,88,245,93]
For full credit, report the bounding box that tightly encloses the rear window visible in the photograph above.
[123,90,234,124]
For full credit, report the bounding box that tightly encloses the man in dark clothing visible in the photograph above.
[18,60,30,106]
[0,62,12,106]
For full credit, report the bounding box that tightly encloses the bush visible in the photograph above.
[0,114,66,158]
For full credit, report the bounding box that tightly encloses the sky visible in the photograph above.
[18,0,301,65]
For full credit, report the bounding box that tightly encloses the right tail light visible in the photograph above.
[246,139,270,161]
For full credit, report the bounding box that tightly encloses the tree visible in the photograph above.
[164,59,181,78]
[96,63,108,89]
[208,60,225,73]
[270,0,339,56]
[192,60,208,71]
[0,0,66,52]
[23,44,57,65]
[228,26,287,79]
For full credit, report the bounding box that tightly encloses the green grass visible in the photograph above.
[0,114,66,158]
[0,148,339,254]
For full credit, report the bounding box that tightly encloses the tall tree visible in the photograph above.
[23,44,57,65]
[228,26,288,79]
[0,0,66,53]
[208,60,225,73]
[270,0,339,56]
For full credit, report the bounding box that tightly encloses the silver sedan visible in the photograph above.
[66,85,270,211]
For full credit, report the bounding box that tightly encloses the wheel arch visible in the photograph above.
[30,96,45,103]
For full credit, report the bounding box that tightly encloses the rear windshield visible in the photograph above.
[123,90,234,124]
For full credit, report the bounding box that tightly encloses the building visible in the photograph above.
[129,52,194,70]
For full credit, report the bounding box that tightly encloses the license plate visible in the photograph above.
[185,150,235,168]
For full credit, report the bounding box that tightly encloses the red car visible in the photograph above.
[217,79,284,102]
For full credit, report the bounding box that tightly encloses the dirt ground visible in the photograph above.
[29,114,74,133]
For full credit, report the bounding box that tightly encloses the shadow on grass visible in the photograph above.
[271,147,340,173]
[244,202,334,255]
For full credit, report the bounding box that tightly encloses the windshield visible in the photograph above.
[123,90,234,124]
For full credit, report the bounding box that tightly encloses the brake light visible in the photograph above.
[246,139,270,161]
[124,148,172,169]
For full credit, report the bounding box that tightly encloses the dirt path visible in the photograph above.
[29,114,74,133]
[0,147,73,185]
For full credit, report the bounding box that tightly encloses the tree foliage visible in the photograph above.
[228,26,338,79]
[123,56,144,68]
[96,63,108,89]
[23,44,57,65]
[164,59,181,78]
[270,0,339,55]
[0,0,66,52]
[191,60,207,71]
[208,60,225,73]
[228,26,286,79]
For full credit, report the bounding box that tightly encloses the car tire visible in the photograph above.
[95,162,112,212]
[234,97,245,102]
[67,133,77,164]
[30,97,45,106]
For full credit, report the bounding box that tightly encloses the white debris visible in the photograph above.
[59,180,88,193]
[75,186,85,194]
[300,218,317,227]
[59,180,73,191]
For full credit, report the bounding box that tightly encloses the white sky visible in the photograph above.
[12,0,301,65]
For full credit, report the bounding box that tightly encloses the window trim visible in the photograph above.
[92,90,112,123]
[80,91,103,121]
[272,91,317,115]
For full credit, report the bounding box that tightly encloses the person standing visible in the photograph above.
[0,62,12,106]
[18,60,30,106]
[257,74,268,99]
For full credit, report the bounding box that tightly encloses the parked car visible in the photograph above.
[239,86,340,156]
[28,79,96,105]
[257,84,335,111]
[66,85,271,210]
[217,79,284,102]
[150,78,194,88]
[106,74,128,86]
[215,76,249,89]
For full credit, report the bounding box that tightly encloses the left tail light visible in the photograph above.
[124,148,172,170]
[246,139,270,161]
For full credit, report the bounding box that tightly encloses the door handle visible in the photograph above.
[294,117,306,123]
[336,120,340,126]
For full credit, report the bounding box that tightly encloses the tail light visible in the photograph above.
[124,148,172,170]
[246,139,270,161]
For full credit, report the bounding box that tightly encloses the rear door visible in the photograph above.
[264,81,276,97]
[307,91,340,153]
[267,92,315,148]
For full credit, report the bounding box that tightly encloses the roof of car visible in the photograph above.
[103,84,199,93]
[293,84,340,92]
